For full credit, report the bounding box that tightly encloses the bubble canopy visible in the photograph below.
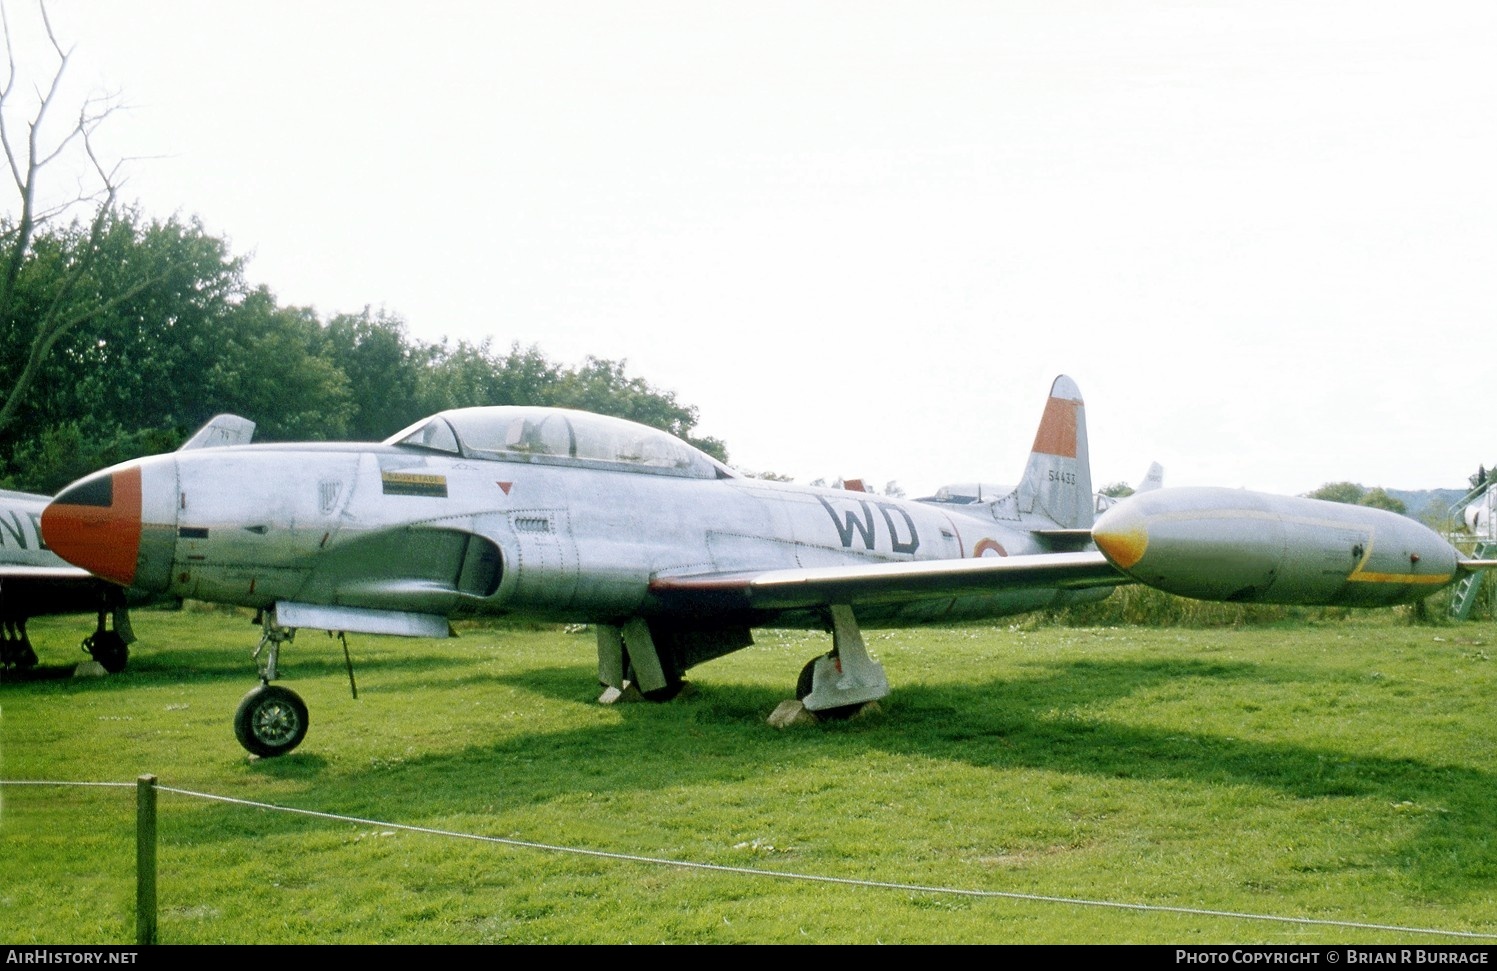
[385,406,732,480]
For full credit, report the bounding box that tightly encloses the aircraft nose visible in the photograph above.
[42,467,145,587]
[43,459,177,592]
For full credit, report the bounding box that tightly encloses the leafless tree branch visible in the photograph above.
[0,0,137,440]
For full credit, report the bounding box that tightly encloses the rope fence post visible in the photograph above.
[136,774,157,945]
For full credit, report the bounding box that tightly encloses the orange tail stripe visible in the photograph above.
[1030,395,1079,458]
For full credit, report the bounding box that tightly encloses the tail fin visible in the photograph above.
[1014,375,1093,529]
[1136,461,1164,493]
[179,414,257,451]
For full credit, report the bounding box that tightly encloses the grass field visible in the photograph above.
[2,606,1494,944]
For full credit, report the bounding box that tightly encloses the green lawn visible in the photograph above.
[2,607,1494,944]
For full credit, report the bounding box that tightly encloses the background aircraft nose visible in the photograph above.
[42,467,144,587]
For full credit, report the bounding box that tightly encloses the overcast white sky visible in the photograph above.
[12,1,1497,498]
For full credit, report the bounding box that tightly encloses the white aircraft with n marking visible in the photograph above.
[39,377,1493,756]
[0,487,117,673]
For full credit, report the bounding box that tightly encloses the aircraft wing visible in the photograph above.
[649,550,1126,613]
[0,564,108,617]
[0,565,94,580]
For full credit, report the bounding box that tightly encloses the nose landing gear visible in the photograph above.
[233,613,309,758]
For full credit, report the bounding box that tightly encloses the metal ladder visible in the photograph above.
[1449,539,1497,621]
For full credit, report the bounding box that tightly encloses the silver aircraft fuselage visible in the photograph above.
[42,432,1105,633]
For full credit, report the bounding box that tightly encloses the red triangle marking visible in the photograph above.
[497,482,513,495]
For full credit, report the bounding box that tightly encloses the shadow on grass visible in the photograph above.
[0,632,489,693]
[0,663,81,683]
[185,653,1497,897]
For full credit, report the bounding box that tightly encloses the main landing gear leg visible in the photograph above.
[2,618,38,670]
[82,605,135,674]
[791,604,890,721]
[596,624,626,699]
[233,612,309,758]
[595,618,685,703]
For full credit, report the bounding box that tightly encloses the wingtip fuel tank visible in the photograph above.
[1093,486,1460,608]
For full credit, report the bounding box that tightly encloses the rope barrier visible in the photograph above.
[5,777,1494,941]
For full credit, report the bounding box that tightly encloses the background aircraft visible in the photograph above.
[1463,483,1496,540]
[0,415,256,674]
[0,487,125,672]
[921,460,1163,512]
[1093,462,1165,514]
[39,379,1493,757]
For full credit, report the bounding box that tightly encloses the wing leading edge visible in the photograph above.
[649,550,1126,613]
[0,564,110,619]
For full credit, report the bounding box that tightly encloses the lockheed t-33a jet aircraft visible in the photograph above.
[39,376,1493,757]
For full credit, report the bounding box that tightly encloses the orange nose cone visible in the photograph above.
[41,467,143,587]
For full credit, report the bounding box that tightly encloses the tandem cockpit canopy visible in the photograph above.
[386,406,733,480]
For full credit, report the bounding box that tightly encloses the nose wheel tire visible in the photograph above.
[234,684,309,757]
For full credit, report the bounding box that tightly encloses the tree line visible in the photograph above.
[0,8,725,495]
[0,209,726,494]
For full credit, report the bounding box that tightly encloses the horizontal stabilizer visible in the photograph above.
[1031,527,1096,552]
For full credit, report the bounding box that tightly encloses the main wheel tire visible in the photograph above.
[640,680,686,702]
[233,684,309,757]
[794,655,864,721]
[16,642,38,669]
[795,658,818,701]
[85,631,128,673]
[625,657,686,701]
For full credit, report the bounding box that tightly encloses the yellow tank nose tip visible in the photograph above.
[1094,523,1148,570]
